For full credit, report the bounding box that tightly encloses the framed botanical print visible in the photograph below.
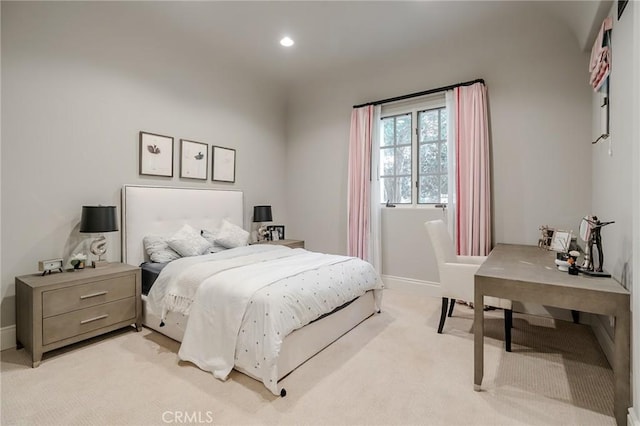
[180,139,208,180]
[139,131,174,177]
[212,146,236,183]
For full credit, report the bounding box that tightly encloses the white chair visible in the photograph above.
[424,219,513,351]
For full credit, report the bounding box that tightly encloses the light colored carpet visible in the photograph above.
[1,288,615,425]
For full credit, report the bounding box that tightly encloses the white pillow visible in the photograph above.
[201,228,229,253]
[143,236,181,263]
[167,224,211,257]
[215,219,249,248]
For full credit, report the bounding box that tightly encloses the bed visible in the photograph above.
[121,185,383,396]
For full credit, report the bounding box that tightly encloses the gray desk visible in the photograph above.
[474,244,630,426]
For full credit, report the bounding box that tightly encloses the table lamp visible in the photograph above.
[80,205,118,268]
[253,205,272,241]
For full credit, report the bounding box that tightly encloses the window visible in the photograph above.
[380,99,448,205]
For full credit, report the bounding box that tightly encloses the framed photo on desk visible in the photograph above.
[549,230,571,252]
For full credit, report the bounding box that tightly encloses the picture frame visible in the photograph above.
[267,225,285,241]
[212,146,236,183]
[550,230,572,253]
[271,230,280,241]
[180,139,208,180]
[139,131,174,177]
[618,0,629,20]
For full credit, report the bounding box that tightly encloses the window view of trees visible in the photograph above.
[380,106,448,205]
[418,107,448,204]
[380,113,412,203]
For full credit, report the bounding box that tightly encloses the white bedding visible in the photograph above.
[147,245,383,395]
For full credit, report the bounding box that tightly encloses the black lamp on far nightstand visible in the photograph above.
[253,205,273,241]
[80,205,118,268]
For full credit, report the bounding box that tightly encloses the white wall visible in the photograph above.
[0,2,288,328]
[286,8,592,282]
[587,1,636,364]
[591,4,634,290]
[587,2,639,422]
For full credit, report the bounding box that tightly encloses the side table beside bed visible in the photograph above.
[15,263,141,367]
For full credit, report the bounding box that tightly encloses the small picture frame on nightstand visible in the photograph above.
[267,225,285,240]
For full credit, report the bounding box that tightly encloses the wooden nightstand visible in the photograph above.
[15,263,141,367]
[254,239,305,249]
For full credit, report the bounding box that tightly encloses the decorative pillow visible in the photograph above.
[215,219,249,248]
[143,236,181,263]
[167,224,211,257]
[201,228,228,253]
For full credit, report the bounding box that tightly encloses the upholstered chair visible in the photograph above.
[424,219,513,352]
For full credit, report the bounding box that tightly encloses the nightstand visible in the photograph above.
[15,263,141,367]
[254,239,305,249]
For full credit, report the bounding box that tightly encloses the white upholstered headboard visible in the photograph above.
[121,185,244,266]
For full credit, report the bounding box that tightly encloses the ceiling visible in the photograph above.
[140,1,611,84]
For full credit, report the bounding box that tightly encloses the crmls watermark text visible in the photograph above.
[162,411,214,424]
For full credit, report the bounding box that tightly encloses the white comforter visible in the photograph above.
[147,245,383,395]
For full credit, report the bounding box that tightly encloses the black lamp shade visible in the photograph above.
[79,206,118,233]
[253,205,273,223]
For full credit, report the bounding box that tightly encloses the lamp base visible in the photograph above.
[92,260,110,268]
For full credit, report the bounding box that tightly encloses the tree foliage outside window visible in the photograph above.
[418,107,448,204]
[380,106,448,205]
[380,113,412,203]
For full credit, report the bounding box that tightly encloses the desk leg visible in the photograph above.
[613,311,630,426]
[474,287,484,391]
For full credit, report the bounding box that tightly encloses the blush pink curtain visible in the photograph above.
[455,83,491,256]
[347,105,374,260]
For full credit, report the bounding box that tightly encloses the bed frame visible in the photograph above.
[121,185,377,391]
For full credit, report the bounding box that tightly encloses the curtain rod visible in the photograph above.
[352,78,485,109]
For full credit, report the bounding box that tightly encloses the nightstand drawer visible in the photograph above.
[42,297,136,345]
[42,274,136,318]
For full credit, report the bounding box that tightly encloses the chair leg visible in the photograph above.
[438,297,449,334]
[447,298,456,317]
[504,309,513,352]
[571,310,580,324]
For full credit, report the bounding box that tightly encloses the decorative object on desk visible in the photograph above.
[69,253,87,270]
[212,146,236,183]
[579,215,615,277]
[554,258,570,272]
[538,225,554,249]
[80,205,118,268]
[38,258,64,276]
[253,205,272,242]
[568,250,580,263]
[549,229,572,253]
[139,131,174,177]
[180,139,208,180]
[271,230,280,241]
[267,225,285,241]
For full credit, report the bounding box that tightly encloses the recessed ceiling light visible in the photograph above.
[280,36,294,47]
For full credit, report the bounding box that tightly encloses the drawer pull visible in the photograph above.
[80,291,108,300]
[80,314,109,324]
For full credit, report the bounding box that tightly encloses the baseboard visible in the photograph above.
[1,325,16,351]
[381,274,440,298]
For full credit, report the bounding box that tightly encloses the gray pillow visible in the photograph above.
[167,224,211,257]
[143,236,181,263]
[215,219,250,248]
[201,228,229,253]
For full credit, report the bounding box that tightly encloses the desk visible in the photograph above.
[474,244,630,426]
